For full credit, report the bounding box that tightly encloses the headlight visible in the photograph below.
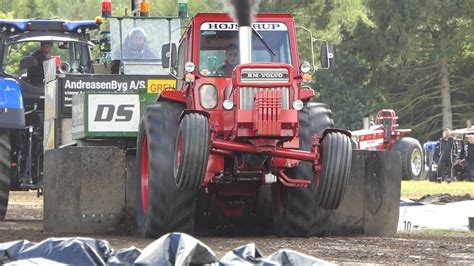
[185,61,195,73]
[223,100,234,110]
[199,84,218,109]
[292,100,304,111]
[299,61,312,74]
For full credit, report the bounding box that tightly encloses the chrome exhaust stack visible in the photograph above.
[238,26,252,64]
[227,0,256,64]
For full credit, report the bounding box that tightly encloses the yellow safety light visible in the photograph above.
[140,0,150,17]
[95,16,105,25]
[302,74,313,83]
[185,73,195,83]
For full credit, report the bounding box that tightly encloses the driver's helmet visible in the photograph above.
[126,27,147,52]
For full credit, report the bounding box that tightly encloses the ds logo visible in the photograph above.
[94,104,134,122]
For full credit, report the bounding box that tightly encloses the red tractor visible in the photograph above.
[135,12,352,237]
[351,109,423,180]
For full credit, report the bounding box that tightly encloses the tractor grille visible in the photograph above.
[240,87,290,110]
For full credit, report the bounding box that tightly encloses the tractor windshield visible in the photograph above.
[199,22,292,77]
[110,17,180,62]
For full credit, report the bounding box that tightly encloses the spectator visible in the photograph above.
[462,134,474,180]
[27,41,52,84]
[437,128,457,182]
[216,43,239,76]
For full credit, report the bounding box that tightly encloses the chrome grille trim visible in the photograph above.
[239,87,290,110]
[240,68,289,83]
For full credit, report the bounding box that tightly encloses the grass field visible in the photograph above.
[401,180,474,199]
[398,229,474,236]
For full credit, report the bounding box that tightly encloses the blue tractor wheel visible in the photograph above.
[0,130,11,220]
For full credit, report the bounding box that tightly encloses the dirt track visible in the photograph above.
[1,191,473,264]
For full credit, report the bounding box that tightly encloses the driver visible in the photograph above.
[111,27,157,74]
[27,41,52,84]
[216,43,239,76]
[122,27,157,59]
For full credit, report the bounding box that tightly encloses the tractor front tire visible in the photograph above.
[272,103,333,237]
[135,101,197,238]
[392,137,423,180]
[173,113,209,191]
[0,130,11,221]
[316,132,352,210]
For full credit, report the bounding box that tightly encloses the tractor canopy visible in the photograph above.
[0,19,100,79]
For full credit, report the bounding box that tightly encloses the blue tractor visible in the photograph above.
[0,19,99,220]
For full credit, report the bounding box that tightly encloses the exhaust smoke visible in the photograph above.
[222,0,260,26]
[222,0,261,64]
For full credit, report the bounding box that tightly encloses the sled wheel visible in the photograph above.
[173,113,209,190]
[135,101,197,237]
[316,132,352,210]
[392,137,423,180]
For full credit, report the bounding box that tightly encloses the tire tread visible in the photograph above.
[0,130,11,221]
[135,101,196,237]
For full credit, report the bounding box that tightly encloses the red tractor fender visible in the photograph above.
[159,91,210,123]
[157,91,204,123]
[299,88,315,102]
[159,90,187,104]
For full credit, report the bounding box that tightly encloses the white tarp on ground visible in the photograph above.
[0,233,332,265]
[398,200,474,232]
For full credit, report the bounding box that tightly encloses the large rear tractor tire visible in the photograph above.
[272,103,334,237]
[316,132,352,210]
[173,113,209,191]
[0,130,11,221]
[135,101,197,238]
[392,137,423,180]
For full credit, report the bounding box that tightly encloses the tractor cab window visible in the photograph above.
[2,40,92,83]
[110,18,180,62]
[108,17,180,75]
[199,22,292,77]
